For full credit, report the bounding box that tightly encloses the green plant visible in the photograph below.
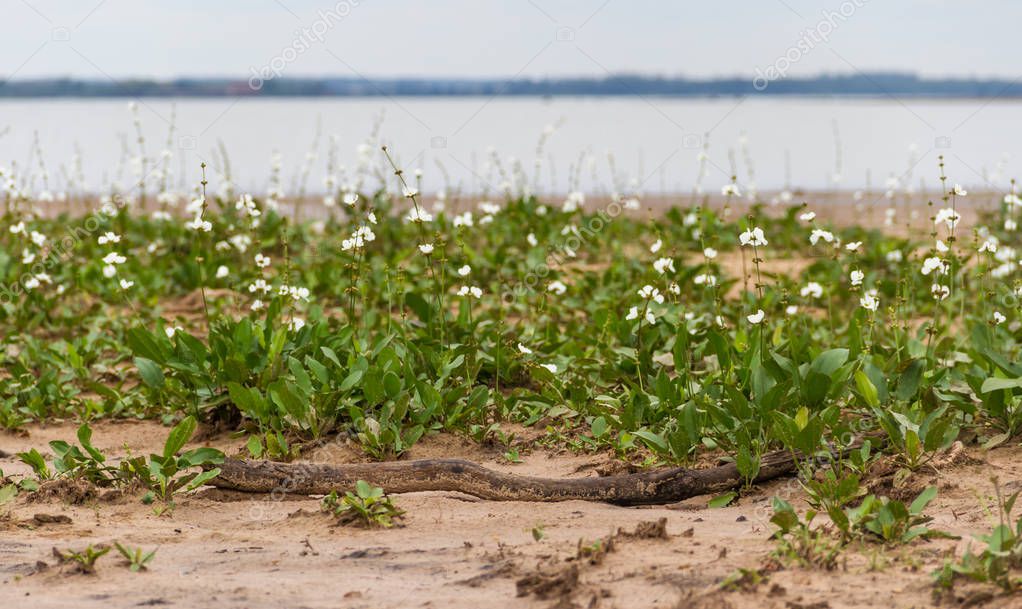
[933,479,1022,593]
[841,486,952,544]
[119,415,224,504]
[53,545,111,574]
[113,542,157,572]
[320,480,404,528]
[769,497,844,570]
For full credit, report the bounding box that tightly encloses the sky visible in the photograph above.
[1,0,1019,81]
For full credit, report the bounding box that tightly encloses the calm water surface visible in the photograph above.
[1,96,1019,195]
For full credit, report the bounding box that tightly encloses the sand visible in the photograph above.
[2,420,1021,609]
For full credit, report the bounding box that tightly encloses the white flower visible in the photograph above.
[703,247,718,259]
[119,279,134,289]
[859,292,879,312]
[457,285,483,298]
[453,212,473,228]
[562,191,584,212]
[405,207,433,223]
[653,257,675,274]
[800,282,823,299]
[24,276,40,290]
[457,265,471,277]
[799,211,816,222]
[845,241,862,252]
[809,229,835,245]
[287,285,311,302]
[343,192,359,206]
[288,318,306,331]
[527,233,538,247]
[721,184,741,196]
[403,187,419,198]
[341,225,376,252]
[1006,219,1018,232]
[517,343,532,354]
[248,279,271,294]
[21,249,35,264]
[934,208,961,230]
[102,252,127,265]
[229,234,252,252]
[540,363,557,374]
[29,231,46,246]
[993,311,1007,325]
[747,309,765,324]
[936,240,949,253]
[102,265,117,278]
[649,239,662,254]
[931,284,950,300]
[952,184,968,196]
[235,194,261,218]
[9,221,25,235]
[418,243,434,255]
[694,273,717,286]
[785,305,798,316]
[668,282,680,295]
[921,257,947,276]
[850,270,864,286]
[165,326,183,338]
[625,306,639,320]
[739,227,768,247]
[216,265,229,278]
[637,285,664,304]
[886,250,903,263]
[979,238,998,254]
[255,253,271,268]
[547,280,567,295]
[250,299,265,311]
[645,309,656,325]
[186,214,212,232]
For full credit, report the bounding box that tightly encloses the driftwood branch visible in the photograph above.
[208,446,815,505]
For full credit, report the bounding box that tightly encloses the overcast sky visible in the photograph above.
[2,0,1018,80]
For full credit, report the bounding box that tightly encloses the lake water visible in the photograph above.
[1,97,1019,196]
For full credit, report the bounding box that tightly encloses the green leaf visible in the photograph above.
[810,349,849,378]
[0,484,17,505]
[163,416,197,460]
[909,486,938,515]
[855,370,880,408]
[178,447,225,468]
[134,357,165,389]
[185,468,221,491]
[633,430,668,453]
[76,423,106,463]
[246,435,264,459]
[981,377,1022,393]
[709,491,737,509]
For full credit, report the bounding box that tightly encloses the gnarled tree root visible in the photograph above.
[208,446,810,506]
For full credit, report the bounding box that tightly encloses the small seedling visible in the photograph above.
[119,416,224,505]
[53,545,111,574]
[320,480,404,528]
[531,524,545,541]
[114,542,157,572]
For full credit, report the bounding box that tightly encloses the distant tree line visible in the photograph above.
[1,73,1020,98]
